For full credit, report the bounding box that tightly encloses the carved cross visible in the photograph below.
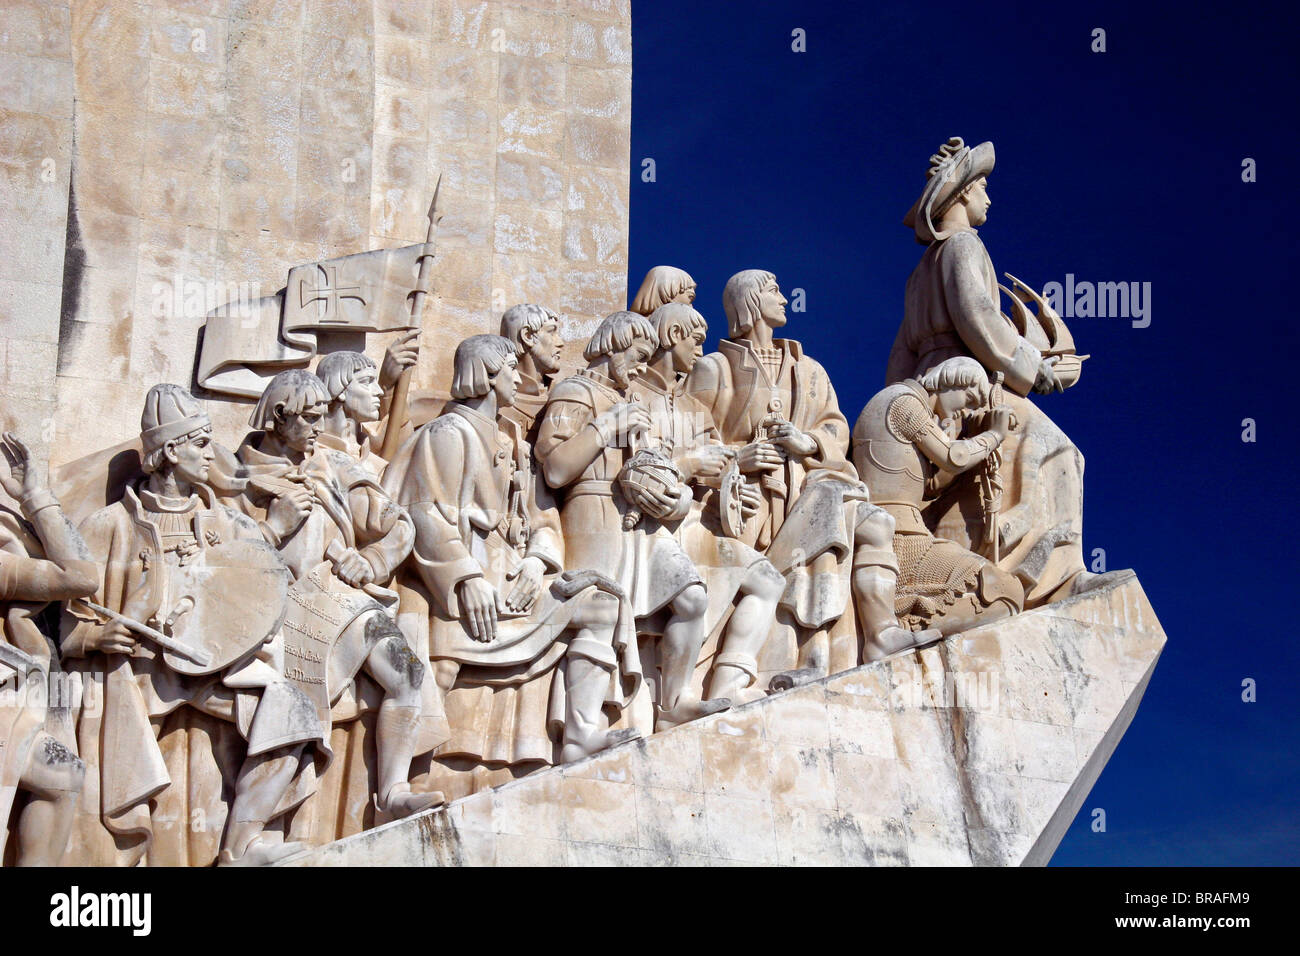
[299,265,365,322]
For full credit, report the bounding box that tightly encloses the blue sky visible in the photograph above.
[626,0,1300,865]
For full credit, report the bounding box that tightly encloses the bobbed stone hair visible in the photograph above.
[315,350,377,401]
[451,334,517,400]
[918,356,990,393]
[647,302,707,349]
[499,303,559,354]
[722,269,775,338]
[630,266,696,317]
[583,310,656,361]
[249,369,331,429]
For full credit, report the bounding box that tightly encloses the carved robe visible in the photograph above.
[60,483,324,867]
[686,338,867,638]
[234,436,428,844]
[383,402,640,767]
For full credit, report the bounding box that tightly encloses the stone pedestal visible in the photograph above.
[287,570,1164,866]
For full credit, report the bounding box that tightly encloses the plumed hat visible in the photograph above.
[903,137,995,244]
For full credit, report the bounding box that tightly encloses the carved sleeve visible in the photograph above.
[0,496,98,604]
[892,392,1002,475]
[941,232,1041,396]
[347,482,415,584]
[534,382,601,489]
[802,361,853,474]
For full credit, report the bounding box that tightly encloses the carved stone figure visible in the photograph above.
[852,358,1023,659]
[316,350,390,477]
[60,386,325,867]
[383,335,640,798]
[638,303,784,704]
[234,371,442,839]
[685,271,904,684]
[630,266,697,315]
[891,137,1105,604]
[537,312,728,730]
[498,303,563,437]
[1,433,97,866]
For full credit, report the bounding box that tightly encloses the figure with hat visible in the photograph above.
[60,384,326,866]
[891,137,1108,606]
[1,432,97,866]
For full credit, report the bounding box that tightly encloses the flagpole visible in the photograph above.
[380,174,442,461]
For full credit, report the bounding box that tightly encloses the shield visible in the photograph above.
[161,538,291,676]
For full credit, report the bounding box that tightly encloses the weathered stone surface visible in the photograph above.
[0,1,632,473]
[286,570,1164,866]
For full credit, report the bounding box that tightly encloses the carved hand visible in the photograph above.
[767,421,817,458]
[683,443,732,482]
[265,479,315,540]
[987,405,1013,439]
[593,403,651,446]
[457,576,499,642]
[333,547,376,588]
[0,432,40,501]
[380,329,421,390]
[88,583,153,656]
[738,482,762,520]
[737,441,782,474]
[1033,358,1063,395]
[634,482,692,521]
[504,555,545,613]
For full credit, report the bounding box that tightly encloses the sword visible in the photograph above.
[380,176,442,462]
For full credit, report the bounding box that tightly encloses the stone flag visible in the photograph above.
[197,244,432,398]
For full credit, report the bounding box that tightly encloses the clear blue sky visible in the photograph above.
[627,0,1300,865]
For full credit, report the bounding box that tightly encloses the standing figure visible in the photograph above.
[638,303,785,703]
[498,303,563,437]
[62,386,324,867]
[685,270,907,684]
[1,433,96,866]
[536,312,727,731]
[234,370,441,839]
[630,266,697,316]
[890,137,1104,604]
[384,335,640,798]
[852,358,1024,659]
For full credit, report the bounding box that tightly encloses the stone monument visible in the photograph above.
[0,3,1162,867]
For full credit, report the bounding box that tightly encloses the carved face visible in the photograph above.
[935,382,987,424]
[275,401,325,454]
[758,278,788,328]
[524,318,562,376]
[610,338,655,389]
[963,177,990,226]
[341,365,383,423]
[491,353,522,409]
[669,326,706,374]
[169,429,215,486]
[670,283,697,306]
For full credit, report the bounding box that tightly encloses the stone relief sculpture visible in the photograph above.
[1,434,96,867]
[851,357,1023,659]
[536,312,729,732]
[231,371,442,839]
[891,138,1107,605]
[60,387,323,866]
[684,271,909,687]
[384,335,641,800]
[0,130,1137,866]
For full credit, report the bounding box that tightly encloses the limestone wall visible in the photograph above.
[0,1,632,471]
[288,572,1166,866]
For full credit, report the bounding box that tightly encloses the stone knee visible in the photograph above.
[743,560,786,602]
[22,734,86,799]
[670,583,708,621]
[366,625,426,706]
[572,589,620,632]
[855,506,896,550]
